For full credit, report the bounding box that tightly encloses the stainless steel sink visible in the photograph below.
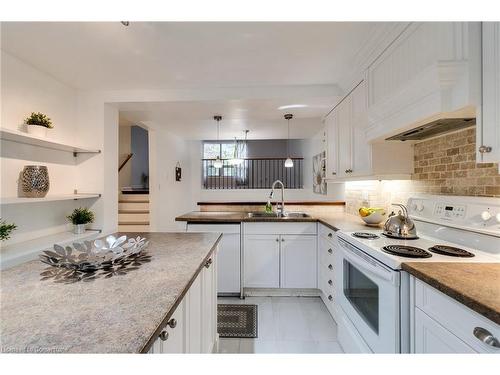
[246,212,279,218]
[246,211,311,218]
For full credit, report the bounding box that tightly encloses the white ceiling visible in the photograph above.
[1,22,384,90]
[1,22,395,139]
[117,97,336,139]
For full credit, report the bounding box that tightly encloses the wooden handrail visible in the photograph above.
[119,153,133,172]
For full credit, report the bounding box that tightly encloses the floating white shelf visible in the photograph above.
[0,128,101,156]
[1,193,101,205]
[0,229,102,270]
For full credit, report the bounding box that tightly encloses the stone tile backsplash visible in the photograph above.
[344,127,500,215]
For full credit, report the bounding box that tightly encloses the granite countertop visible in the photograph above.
[176,211,376,232]
[402,262,500,325]
[0,232,221,353]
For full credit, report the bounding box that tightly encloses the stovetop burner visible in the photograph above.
[352,232,380,240]
[428,245,475,258]
[382,245,432,258]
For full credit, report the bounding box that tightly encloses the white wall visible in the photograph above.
[0,50,100,245]
[149,129,194,231]
[118,124,132,188]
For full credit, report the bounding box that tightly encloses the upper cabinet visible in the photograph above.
[365,22,480,142]
[325,80,413,182]
[478,22,500,164]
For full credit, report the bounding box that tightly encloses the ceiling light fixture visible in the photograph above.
[213,115,223,169]
[278,104,308,110]
[229,130,248,166]
[284,113,294,168]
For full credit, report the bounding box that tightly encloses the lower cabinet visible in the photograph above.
[243,223,318,290]
[148,251,218,354]
[411,277,500,354]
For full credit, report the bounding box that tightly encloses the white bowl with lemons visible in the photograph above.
[358,207,386,225]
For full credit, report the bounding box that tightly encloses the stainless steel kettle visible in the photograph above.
[383,203,418,239]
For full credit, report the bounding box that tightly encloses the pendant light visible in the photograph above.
[213,115,223,169]
[284,113,294,168]
[229,130,248,166]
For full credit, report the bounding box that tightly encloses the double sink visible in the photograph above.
[246,212,311,218]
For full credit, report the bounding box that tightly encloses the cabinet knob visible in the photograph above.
[281,238,285,242]
[478,145,492,154]
[328,264,333,270]
[159,330,169,341]
[276,238,279,242]
[328,295,333,301]
[473,327,500,348]
[332,172,337,175]
[328,248,333,254]
[327,233,333,238]
[204,258,212,268]
[167,318,177,329]
[328,279,333,286]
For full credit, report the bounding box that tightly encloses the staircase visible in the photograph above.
[118,193,150,232]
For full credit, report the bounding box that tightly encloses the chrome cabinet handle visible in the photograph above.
[479,145,492,154]
[204,258,212,268]
[167,318,177,329]
[328,248,333,254]
[328,279,333,286]
[328,264,333,270]
[159,330,169,341]
[328,295,333,301]
[473,327,500,348]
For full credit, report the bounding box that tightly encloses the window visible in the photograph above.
[202,140,303,189]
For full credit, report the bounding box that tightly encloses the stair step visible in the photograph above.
[118,202,149,211]
[118,209,150,214]
[119,224,150,232]
[119,213,149,222]
[118,194,149,203]
[118,220,150,225]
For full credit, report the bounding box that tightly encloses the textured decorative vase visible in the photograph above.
[73,224,86,235]
[27,125,47,138]
[21,165,50,198]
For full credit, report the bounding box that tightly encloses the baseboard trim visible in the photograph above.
[243,288,321,297]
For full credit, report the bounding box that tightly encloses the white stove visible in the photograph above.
[334,195,500,354]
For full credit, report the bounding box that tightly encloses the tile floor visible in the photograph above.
[217,296,344,354]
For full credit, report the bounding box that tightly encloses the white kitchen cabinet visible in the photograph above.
[325,80,413,182]
[244,234,280,288]
[243,222,318,291]
[280,234,317,289]
[478,22,500,164]
[186,224,240,295]
[365,22,479,142]
[411,277,500,354]
[414,308,475,353]
[149,251,218,354]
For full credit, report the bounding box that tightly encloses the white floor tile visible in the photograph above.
[217,296,342,354]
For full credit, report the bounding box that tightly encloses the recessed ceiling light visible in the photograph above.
[277,104,308,110]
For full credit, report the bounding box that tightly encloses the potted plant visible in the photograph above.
[0,219,17,241]
[67,207,95,234]
[25,112,53,137]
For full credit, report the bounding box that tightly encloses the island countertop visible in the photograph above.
[0,232,222,353]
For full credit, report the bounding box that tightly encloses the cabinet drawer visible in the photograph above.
[244,222,317,235]
[415,279,500,353]
[319,224,336,244]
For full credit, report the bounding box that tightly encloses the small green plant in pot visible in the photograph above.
[25,112,53,138]
[67,207,95,234]
[0,219,17,241]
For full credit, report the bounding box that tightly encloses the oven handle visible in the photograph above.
[338,237,396,284]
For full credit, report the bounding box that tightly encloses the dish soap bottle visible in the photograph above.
[265,199,273,213]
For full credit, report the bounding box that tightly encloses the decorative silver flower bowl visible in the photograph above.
[39,235,150,282]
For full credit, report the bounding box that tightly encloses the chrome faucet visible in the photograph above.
[269,180,286,216]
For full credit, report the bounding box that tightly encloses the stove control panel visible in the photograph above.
[434,203,467,220]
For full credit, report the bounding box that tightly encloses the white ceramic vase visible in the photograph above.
[27,125,47,138]
[73,224,86,235]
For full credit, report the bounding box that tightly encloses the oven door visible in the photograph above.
[337,237,400,353]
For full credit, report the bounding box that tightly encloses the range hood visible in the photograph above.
[386,118,476,141]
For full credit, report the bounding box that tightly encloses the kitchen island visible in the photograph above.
[0,232,221,353]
